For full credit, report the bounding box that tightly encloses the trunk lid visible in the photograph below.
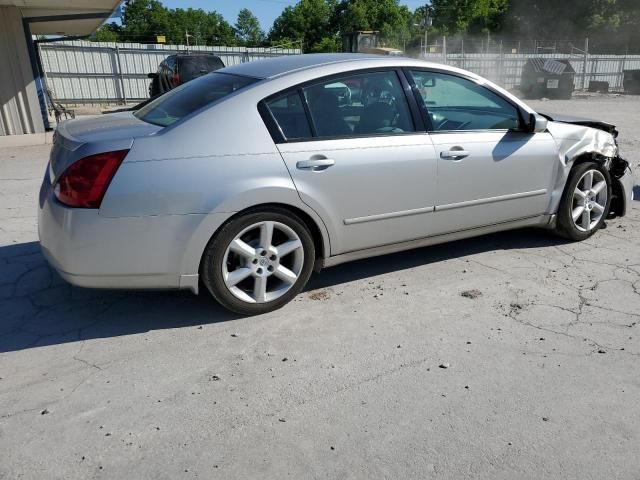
[49,112,162,182]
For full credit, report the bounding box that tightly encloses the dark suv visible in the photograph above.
[148,54,225,97]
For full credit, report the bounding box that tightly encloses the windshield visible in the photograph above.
[135,72,259,127]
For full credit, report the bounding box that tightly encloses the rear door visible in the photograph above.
[263,69,439,255]
[406,69,558,234]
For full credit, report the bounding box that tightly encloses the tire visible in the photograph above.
[554,161,612,241]
[201,208,316,315]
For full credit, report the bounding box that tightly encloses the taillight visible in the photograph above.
[54,150,129,208]
[172,73,180,84]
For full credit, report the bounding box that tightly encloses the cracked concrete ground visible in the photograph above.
[1,96,639,479]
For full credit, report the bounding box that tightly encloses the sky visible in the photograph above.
[162,0,428,32]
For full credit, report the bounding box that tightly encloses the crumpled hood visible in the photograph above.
[546,120,617,165]
[540,112,618,137]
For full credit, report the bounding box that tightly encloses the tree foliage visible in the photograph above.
[431,0,509,34]
[90,0,640,53]
[96,0,236,46]
[269,0,337,52]
[235,8,265,46]
[94,23,122,42]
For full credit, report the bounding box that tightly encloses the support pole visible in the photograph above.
[582,37,589,90]
[115,46,127,105]
[442,35,447,63]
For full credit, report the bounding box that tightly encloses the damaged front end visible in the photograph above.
[607,154,631,217]
[543,113,633,218]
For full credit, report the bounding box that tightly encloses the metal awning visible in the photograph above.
[0,0,121,35]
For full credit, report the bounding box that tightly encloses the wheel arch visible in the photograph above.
[179,201,331,283]
[221,202,330,267]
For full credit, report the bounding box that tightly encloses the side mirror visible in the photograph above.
[529,113,548,133]
[147,72,158,79]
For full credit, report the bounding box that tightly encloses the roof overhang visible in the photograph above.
[0,0,122,35]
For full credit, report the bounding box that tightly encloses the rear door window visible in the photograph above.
[304,70,414,138]
[135,72,258,127]
[262,70,416,142]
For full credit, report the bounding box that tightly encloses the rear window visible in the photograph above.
[178,56,225,82]
[135,72,258,127]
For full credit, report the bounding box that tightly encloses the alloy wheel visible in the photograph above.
[571,169,608,232]
[221,221,304,303]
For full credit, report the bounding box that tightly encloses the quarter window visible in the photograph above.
[265,91,312,141]
[409,70,521,131]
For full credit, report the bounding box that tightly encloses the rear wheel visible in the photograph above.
[201,208,315,315]
[555,162,611,241]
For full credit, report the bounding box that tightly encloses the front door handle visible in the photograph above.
[440,149,470,160]
[296,158,335,171]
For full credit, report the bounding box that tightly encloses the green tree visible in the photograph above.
[269,0,337,52]
[93,22,121,42]
[333,0,412,49]
[166,8,236,46]
[235,8,265,46]
[309,36,341,52]
[504,0,640,51]
[431,0,508,34]
[113,0,235,46]
[119,0,170,43]
[334,0,410,33]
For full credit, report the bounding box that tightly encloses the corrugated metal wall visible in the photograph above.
[0,6,44,136]
[38,40,640,105]
[39,40,302,104]
[39,41,640,104]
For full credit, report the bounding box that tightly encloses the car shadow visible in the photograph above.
[1,229,569,353]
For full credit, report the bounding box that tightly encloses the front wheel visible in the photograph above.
[554,161,611,241]
[201,208,315,315]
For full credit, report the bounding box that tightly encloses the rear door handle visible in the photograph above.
[440,149,470,160]
[296,158,335,171]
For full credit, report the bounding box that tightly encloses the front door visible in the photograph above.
[407,69,558,234]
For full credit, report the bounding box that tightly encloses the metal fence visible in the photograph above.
[38,39,640,103]
[422,49,640,92]
[38,40,302,105]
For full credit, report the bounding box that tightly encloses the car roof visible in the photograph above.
[216,53,537,116]
[221,53,394,79]
[168,53,221,58]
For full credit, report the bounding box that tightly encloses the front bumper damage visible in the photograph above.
[545,118,633,219]
[609,155,633,218]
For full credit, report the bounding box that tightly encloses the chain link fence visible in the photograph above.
[413,37,640,93]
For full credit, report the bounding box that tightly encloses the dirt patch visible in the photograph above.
[309,290,331,301]
[460,289,482,299]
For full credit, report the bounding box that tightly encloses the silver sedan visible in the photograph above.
[38,54,634,314]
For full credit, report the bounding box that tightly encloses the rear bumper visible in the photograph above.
[40,243,189,291]
[38,178,225,293]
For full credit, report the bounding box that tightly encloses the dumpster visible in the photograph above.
[520,58,575,99]
[623,70,640,94]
